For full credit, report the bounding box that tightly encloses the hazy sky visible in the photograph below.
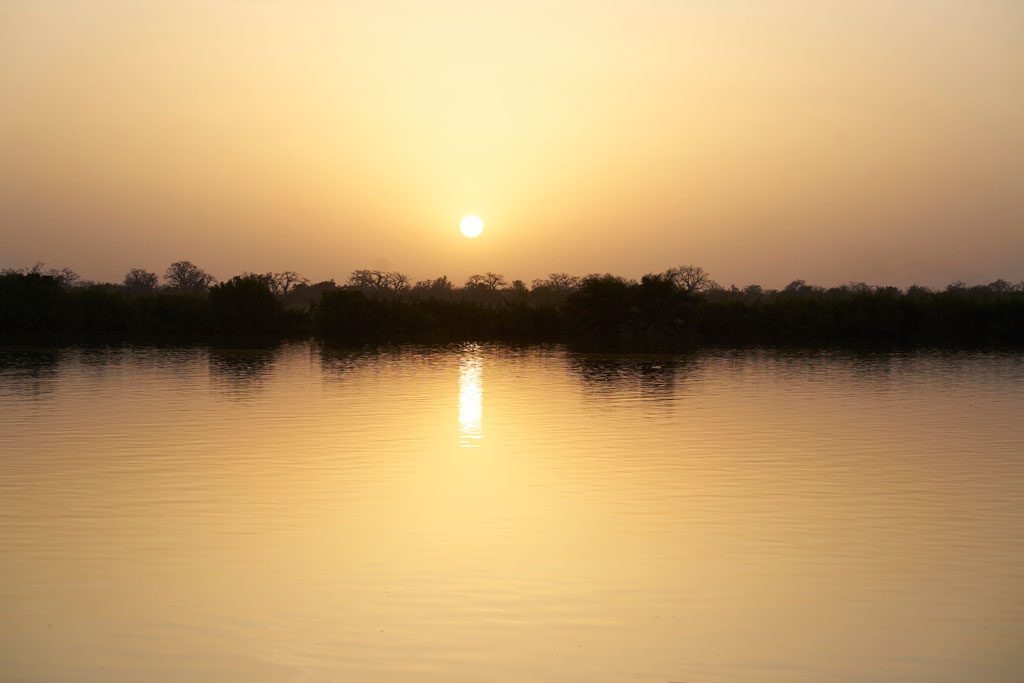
[1,0,1022,288]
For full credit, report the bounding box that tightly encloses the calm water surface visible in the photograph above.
[1,343,1023,682]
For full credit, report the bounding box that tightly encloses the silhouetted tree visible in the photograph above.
[665,264,710,293]
[123,267,158,292]
[239,272,277,290]
[208,275,304,336]
[347,269,410,294]
[565,275,632,342]
[412,276,454,301]
[284,279,337,309]
[782,279,824,297]
[465,272,507,290]
[165,260,216,292]
[45,267,79,287]
[416,275,451,289]
[532,273,583,292]
[632,272,696,344]
[508,279,529,297]
[988,279,1014,294]
[2,262,45,276]
[272,271,309,295]
[529,273,582,305]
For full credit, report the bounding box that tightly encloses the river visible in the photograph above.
[1,343,1022,681]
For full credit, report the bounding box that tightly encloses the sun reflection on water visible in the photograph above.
[458,344,483,446]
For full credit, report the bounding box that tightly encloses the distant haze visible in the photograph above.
[1,0,1022,288]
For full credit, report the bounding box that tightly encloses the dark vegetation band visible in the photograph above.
[2,262,1023,348]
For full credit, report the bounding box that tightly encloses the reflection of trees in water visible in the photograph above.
[317,342,456,385]
[567,353,697,405]
[0,348,63,402]
[766,347,1014,389]
[128,346,207,373]
[751,348,903,387]
[208,345,280,395]
[62,346,206,384]
[317,344,379,380]
[67,346,132,382]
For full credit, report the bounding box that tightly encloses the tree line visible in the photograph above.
[2,261,1023,347]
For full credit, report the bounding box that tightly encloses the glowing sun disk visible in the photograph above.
[460,215,483,238]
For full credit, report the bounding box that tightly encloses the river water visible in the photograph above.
[1,343,1022,682]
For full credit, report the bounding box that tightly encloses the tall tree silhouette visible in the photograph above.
[664,265,710,293]
[123,268,158,292]
[347,269,410,294]
[273,271,309,295]
[165,261,215,292]
[465,272,507,290]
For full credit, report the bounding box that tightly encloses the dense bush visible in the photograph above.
[311,290,561,342]
[0,272,68,335]
[209,276,305,336]
[2,269,1022,348]
[0,273,305,341]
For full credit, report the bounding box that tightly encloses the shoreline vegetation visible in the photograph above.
[2,262,1023,349]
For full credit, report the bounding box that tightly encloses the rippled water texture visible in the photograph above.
[2,343,1023,682]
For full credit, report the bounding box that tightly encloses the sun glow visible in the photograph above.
[460,215,483,238]
[458,345,483,446]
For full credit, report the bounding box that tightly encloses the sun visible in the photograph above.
[460,215,483,238]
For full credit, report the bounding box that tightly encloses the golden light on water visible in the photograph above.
[2,345,1024,680]
[458,344,483,445]
[459,215,483,238]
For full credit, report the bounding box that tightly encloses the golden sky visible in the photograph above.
[1,0,1022,287]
